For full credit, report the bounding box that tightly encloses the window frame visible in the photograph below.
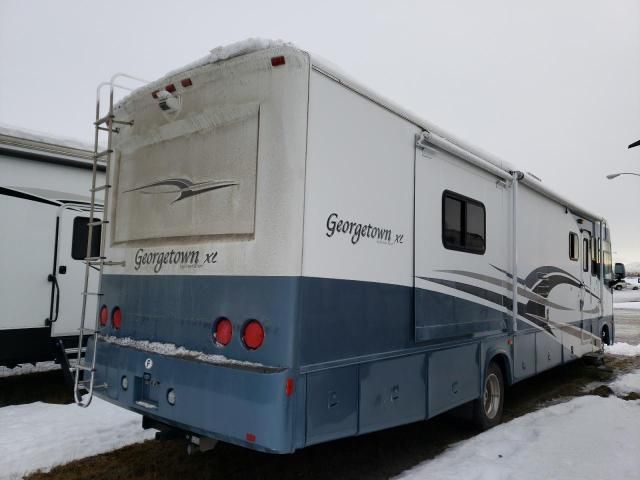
[71,216,101,261]
[582,238,590,273]
[569,232,579,261]
[441,190,486,255]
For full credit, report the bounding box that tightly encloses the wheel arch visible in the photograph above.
[485,349,513,386]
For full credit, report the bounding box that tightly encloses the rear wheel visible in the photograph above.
[473,361,504,430]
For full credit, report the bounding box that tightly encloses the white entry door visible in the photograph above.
[50,207,101,337]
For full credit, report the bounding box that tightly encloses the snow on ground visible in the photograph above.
[610,371,640,396]
[606,342,640,356]
[0,397,155,480]
[613,289,640,305]
[614,302,640,310]
[396,395,640,480]
[0,362,60,378]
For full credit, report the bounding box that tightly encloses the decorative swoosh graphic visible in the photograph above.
[124,178,238,204]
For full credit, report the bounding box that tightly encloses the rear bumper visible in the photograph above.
[94,341,296,453]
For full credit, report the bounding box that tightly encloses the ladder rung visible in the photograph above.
[82,291,104,296]
[71,364,94,372]
[91,184,112,192]
[79,381,107,390]
[102,260,126,267]
[95,114,113,126]
[94,149,113,159]
[87,220,108,227]
[65,347,86,354]
[84,259,125,267]
[112,119,134,126]
[97,126,120,133]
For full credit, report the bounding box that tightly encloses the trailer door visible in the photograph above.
[50,207,100,337]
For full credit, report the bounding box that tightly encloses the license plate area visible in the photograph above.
[134,372,160,409]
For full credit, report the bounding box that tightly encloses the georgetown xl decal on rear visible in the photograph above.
[134,248,218,273]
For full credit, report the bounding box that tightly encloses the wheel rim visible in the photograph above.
[483,373,501,419]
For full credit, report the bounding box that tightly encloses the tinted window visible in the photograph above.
[443,196,463,247]
[442,191,485,254]
[71,217,101,261]
[569,232,579,261]
[603,249,613,281]
[582,238,589,272]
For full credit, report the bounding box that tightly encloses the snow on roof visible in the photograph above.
[117,38,291,106]
[115,38,603,222]
[0,123,92,152]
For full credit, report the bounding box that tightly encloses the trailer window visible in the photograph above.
[71,217,101,261]
[582,238,589,272]
[442,191,485,254]
[569,232,579,261]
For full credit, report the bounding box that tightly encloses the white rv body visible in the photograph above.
[0,128,103,366]
[91,42,614,452]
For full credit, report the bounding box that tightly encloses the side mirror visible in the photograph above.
[614,262,626,280]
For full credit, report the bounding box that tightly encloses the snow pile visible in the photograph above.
[0,397,155,479]
[100,335,267,369]
[610,371,640,396]
[605,342,640,356]
[396,396,640,480]
[0,362,60,378]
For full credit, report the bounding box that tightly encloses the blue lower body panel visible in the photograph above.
[94,342,295,453]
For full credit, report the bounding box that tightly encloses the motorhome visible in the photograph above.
[81,40,617,453]
[0,126,103,369]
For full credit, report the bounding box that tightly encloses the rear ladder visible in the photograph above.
[73,74,147,407]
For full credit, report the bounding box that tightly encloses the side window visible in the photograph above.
[582,238,589,272]
[442,191,486,254]
[569,232,579,261]
[603,249,613,281]
[71,217,101,261]
[591,237,599,277]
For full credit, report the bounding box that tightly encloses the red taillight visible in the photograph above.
[271,55,285,67]
[180,78,192,87]
[165,83,176,93]
[99,305,109,327]
[285,378,294,396]
[112,307,122,330]
[242,320,264,350]
[214,318,233,346]
[246,433,256,442]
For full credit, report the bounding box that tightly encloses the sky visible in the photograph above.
[1,0,639,262]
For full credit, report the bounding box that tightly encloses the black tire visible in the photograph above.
[601,327,611,346]
[615,284,623,291]
[473,361,504,430]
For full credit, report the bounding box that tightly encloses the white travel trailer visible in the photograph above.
[0,126,103,369]
[84,40,617,453]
